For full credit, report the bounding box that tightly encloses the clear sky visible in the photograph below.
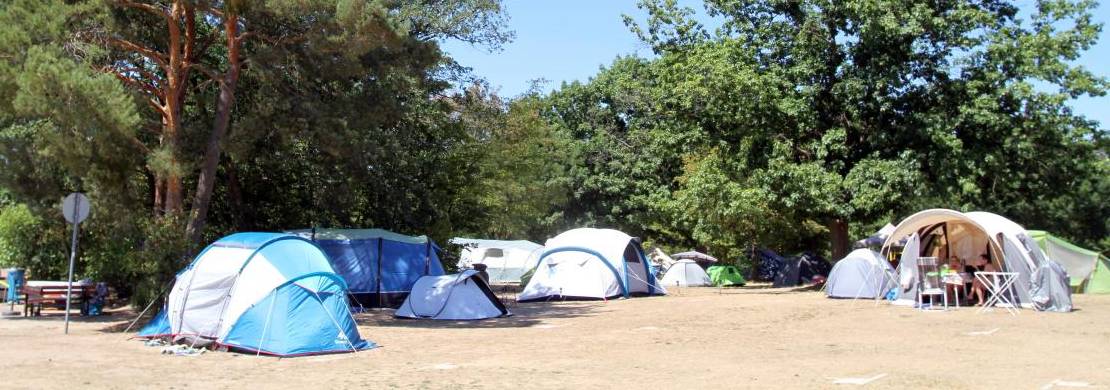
[442,1,1110,128]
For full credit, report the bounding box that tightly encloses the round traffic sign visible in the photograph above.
[61,193,90,224]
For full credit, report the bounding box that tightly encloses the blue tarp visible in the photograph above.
[137,307,171,337]
[296,229,446,295]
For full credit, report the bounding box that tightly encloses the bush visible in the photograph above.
[119,215,192,309]
[0,203,67,276]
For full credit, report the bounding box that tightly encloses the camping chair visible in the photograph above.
[916,257,947,310]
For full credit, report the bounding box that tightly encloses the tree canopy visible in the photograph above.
[0,0,1104,301]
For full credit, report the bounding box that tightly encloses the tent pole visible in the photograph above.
[256,290,277,357]
[377,237,383,310]
[942,223,950,261]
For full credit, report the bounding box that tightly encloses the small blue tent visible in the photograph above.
[290,229,446,308]
[137,233,374,356]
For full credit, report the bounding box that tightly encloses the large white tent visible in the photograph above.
[660,259,712,287]
[882,209,1072,311]
[451,238,543,284]
[395,270,509,320]
[518,228,665,301]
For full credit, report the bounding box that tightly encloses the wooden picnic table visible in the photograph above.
[21,282,96,317]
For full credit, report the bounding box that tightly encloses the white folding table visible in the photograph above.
[974,271,1020,315]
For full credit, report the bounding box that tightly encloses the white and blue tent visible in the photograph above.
[137,233,374,356]
[518,228,665,301]
[825,248,896,299]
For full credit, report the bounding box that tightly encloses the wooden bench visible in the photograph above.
[22,285,95,317]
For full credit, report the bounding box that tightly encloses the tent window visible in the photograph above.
[623,245,641,263]
[484,248,504,258]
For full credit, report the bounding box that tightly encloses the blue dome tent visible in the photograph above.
[137,233,373,356]
[289,229,446,308]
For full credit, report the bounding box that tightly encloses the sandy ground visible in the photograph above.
[2,287,1109,389]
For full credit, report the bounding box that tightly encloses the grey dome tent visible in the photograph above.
[825,249,896,299]
[660,259,712,287]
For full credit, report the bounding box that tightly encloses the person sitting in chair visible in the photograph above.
[944,257,963,303]
[970,254,998,306]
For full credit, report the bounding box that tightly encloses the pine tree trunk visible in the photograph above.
[152,175,164,216]
[185,13,242,247]
[829,218,850,261]
[226,159,244,229]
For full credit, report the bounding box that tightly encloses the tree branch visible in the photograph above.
[113,0,173,25]
[143,97,168,117]
[106,67,166,99]
[188,63,223,85]
[106,37,169,71]
[113,65,163,88]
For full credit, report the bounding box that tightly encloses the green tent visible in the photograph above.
[706,265,746,287]
[1028,230,1107,292]
[1087,258,1110,294]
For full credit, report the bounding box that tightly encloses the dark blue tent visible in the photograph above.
[754,248,831,287]
[291,229,446,308]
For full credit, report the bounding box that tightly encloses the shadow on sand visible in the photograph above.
[355,299,606,329]
[708,283,823,295]
[1,305,137,333]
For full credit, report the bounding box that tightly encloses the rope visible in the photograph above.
[122,284,171,335]
[255,290,278,357]
[311,289,359,354]
[623,265,663,296]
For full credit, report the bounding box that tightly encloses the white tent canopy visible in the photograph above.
[395,270,509,320]
[518,228,665,301]
[882,209,1071,310]
[451,238,543,284]
[660,259,712,287]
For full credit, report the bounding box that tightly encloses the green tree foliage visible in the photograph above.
[0,0,511,300]
[498,0,1107,265]
[450,83,574,240]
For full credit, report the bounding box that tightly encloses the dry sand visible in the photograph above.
[2,287,1109,389]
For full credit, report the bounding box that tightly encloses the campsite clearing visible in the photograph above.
[3,289,1110,389]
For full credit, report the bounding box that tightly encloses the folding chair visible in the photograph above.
[916,257,947,310]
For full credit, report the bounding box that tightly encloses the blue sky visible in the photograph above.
[442,1,1110,128]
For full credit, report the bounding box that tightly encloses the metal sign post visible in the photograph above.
[61,193,90,334]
